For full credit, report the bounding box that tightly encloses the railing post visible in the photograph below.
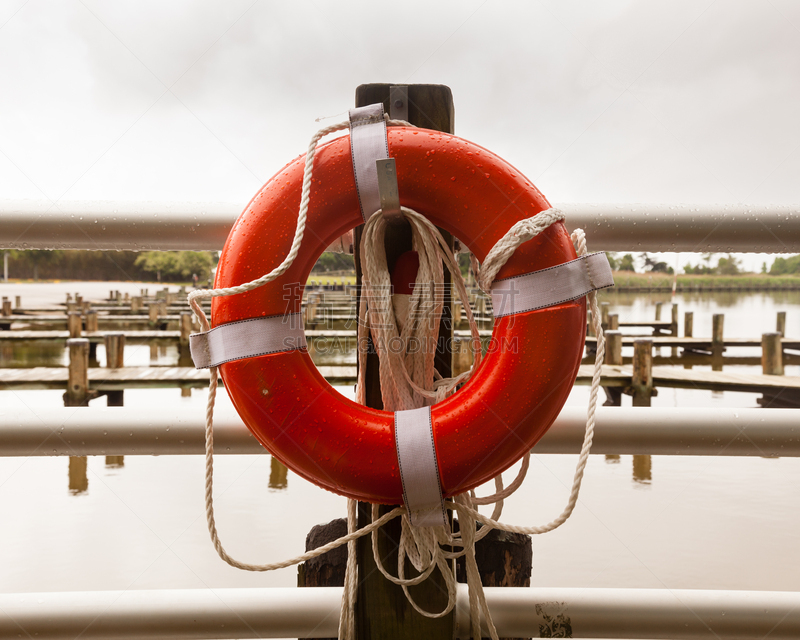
[631,339,654,407]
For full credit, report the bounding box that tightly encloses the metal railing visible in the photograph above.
[3,201,799,252]
[3,201,800,638]
[1,584,798,639]
[2,406,798,458]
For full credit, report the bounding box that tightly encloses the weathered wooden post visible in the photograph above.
[85,309,98,333]
[179,312,193,346]
[64,338,91,406]
[1,298,11,316]
[670,303,679,357]
[607,313,619,330]
[14,296,21,309]
[104,333,125,463]
[762,332,783,376]
[654,301,662,321]
[67,311,83,338]
[631,339,654,407]
[75,294,83,305]
[603,330,623,406]
[776,311,786,338]
[131,296,143,314]
[600,301,610,331]
[684,311,694,337]
[712,313,724,371]
[68,456,88,494]
[148,303,159,324]
[351,82,457,640]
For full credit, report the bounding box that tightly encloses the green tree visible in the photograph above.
[770,255,800,275]
[716,254,740,275]
[618,254,635,272]
[176,252,215,280]
[135,252,179,282]
[605,253,618,270]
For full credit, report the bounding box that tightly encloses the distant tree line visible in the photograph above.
[4,249,215,282]
[769,255,800,275]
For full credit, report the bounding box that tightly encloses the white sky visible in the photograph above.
[1,0,799,272]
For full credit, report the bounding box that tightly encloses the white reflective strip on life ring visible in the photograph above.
[190,313,307,369]
[490,252,614,318]
[348,103,389,222]
[394,406,448,528]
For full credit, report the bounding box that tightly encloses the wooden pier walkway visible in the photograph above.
[3,363,799,395]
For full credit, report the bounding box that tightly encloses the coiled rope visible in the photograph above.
[188,118,606,640]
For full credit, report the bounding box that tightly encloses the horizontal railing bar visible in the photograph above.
[0,585,798,639]
[2,201,799,252]
[2,406,798,458]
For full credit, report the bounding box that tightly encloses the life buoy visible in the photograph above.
[213,127,586,504]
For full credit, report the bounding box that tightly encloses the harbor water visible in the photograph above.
[1,281,799,596]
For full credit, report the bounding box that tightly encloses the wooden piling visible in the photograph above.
[352,82,456,640]
[1,299,10,317]
[179,312,193,346]
[777,311,786,337]
[14,296,21,309]
[712,313,724,371]
[608,313,619,330]
[655,301,662,321]
[105,333,125,369]
[605,331,622,366]
[148,304,159,324]
[684,311,694,337]
[131,296,142,314]
[600,301,610,330]
[762,332,783,376]
[603,330,623,406]
[631,339,654,407]
[85,310,98,333]
[67,311,82,338]
[64,338,90,406]
[68,456,88,494]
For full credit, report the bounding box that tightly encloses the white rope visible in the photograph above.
[188,116,606,640]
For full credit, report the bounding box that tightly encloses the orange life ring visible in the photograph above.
[213,127,585,504]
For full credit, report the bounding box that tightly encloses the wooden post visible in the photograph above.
[67,311,82,338]
[777,311,786,337]
[1,299,11,316]
[75,294,83,305]
[586,310,595,337]
[654,301,662,321]
[64,338,91,406]
[605,331,622,366]
[631,339,653,407]
[179,312,193,346]
[85,310,98,333]
[148,303,159,324]
[105,333,125,369]
[670,304,679,357]
[14,296,21,309]
[600,301,610,331]
[131,296,142,314]
[603,330,623,406]
[607,313,619,330]
[104,332,125,408]
[712,313,724,371]
[684,311,694,337]
[353,82,456,640]
[762,332,783,376]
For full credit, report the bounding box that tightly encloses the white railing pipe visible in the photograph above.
[0,585,798,639]
[2,406,798,458]
[2,201,799,252]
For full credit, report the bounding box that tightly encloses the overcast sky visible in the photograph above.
[2,0,799,271]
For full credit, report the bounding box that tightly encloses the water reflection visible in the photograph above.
[269,457,288,490]
[68,457,88,494]
[633,455,652,485]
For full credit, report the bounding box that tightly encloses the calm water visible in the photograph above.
[1,282,799,598]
